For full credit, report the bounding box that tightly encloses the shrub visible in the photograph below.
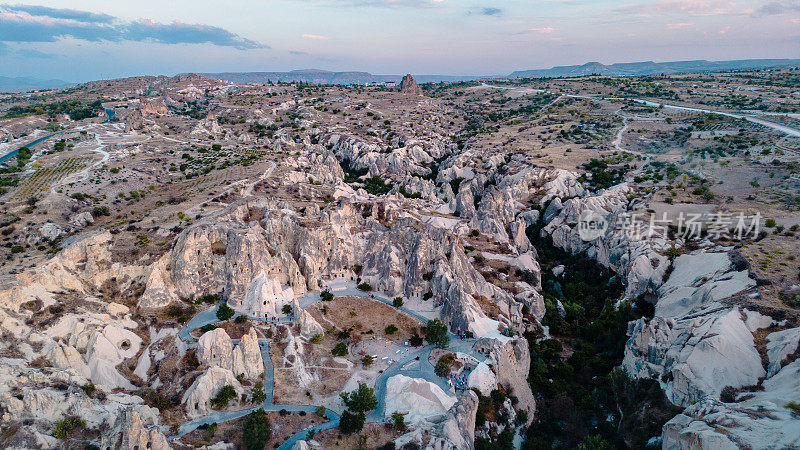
[310,334,324,344]
[210,385,237,409]
[234,314,248,324]
[339,410,365,434]
[765,218,776,228]
[282,304,292,315]
[243,408,272,450]
[251,381,266,404]
[320,290,334,302]
[200,324,216,333]
[393,297,403,307]
[331,342,348,357]
[409,332,424,347]
[362,355,373,366]
[357,282,373,292]
[435,355,452,377]
[490,389,507,406]
[384,324,398,335]
[53,416,85,439]
[391,411,407,431]
[785,401,800,415]
[216,303,235,321]
[92,206,110,217]
[315,405,326,417]
[81,383,96,398]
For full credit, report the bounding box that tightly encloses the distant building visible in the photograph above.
[384,81,396,87]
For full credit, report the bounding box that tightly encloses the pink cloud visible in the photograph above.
[666,22,693,29]
[301,33,330,40]
[527,27,555,34]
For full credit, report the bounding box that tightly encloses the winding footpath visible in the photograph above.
[167,284,484,449]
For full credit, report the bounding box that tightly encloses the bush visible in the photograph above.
[210,385,237,409]
[339,410,365,434]
[340,383,378,413]
[331,342,348,357]
[320,290,334,302]
[435,355,452,377]
[243,408,272,450]
[765,218,776,228]
[200,324,217,333]
[251,381,266,404]
[384,324,398,335]
[81,383,96,398]
[234,314,248,324]
[315,405,326,417]
[409,332,424,347]
[92,206,110,217]
[10,245,24,254]
[357,282,373,292]
[391,411,407,431]
[785,401,800,415]
[310,334,324,344]
[490,389,507,406]
[425,319,450,349]
[393,297,403,307]
[282,304,292,315]
[53,416,85,439]
[362,355,373,366]
[216,303,235,321]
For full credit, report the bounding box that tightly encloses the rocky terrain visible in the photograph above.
[0,67,798,449]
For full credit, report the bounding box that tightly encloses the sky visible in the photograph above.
[0,0,798,82]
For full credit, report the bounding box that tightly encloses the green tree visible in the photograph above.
[393,297,403,307]
[340,383,378,413]
[331,342,348,357]
[391,411,407,431]
[210,385,237,409]
[384,324,398,335]
[577,434,613,450]
[435,354,452,377]
[320,290,334,302]
[425,319,450,349]
[339,410,365,434]
[251,381,266,404]
[243,408,272,450]
[216,302,234,321]
[282,304,292,315]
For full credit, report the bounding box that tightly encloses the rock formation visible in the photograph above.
[400,74,423,96]
[384,374,457,424]
[197,327,264,380]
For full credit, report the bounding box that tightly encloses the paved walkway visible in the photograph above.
[167,285,486,448]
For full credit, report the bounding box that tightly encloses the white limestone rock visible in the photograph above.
[100,407,170,450]
[182,366,244,418]
[467,362,497,396]
[70,211,94,228]
[385,374,457,424]
[197,327,264,380]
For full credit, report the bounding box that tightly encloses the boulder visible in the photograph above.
[399,74,423,96]
[70,212,94,228]
[384,374,456,424]
[467,362,497,396]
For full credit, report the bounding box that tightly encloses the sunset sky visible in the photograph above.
[1,0,798,82]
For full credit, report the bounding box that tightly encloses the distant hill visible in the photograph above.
[196,69,483,85]
[0,76,72,93]
[508,59,800,78]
